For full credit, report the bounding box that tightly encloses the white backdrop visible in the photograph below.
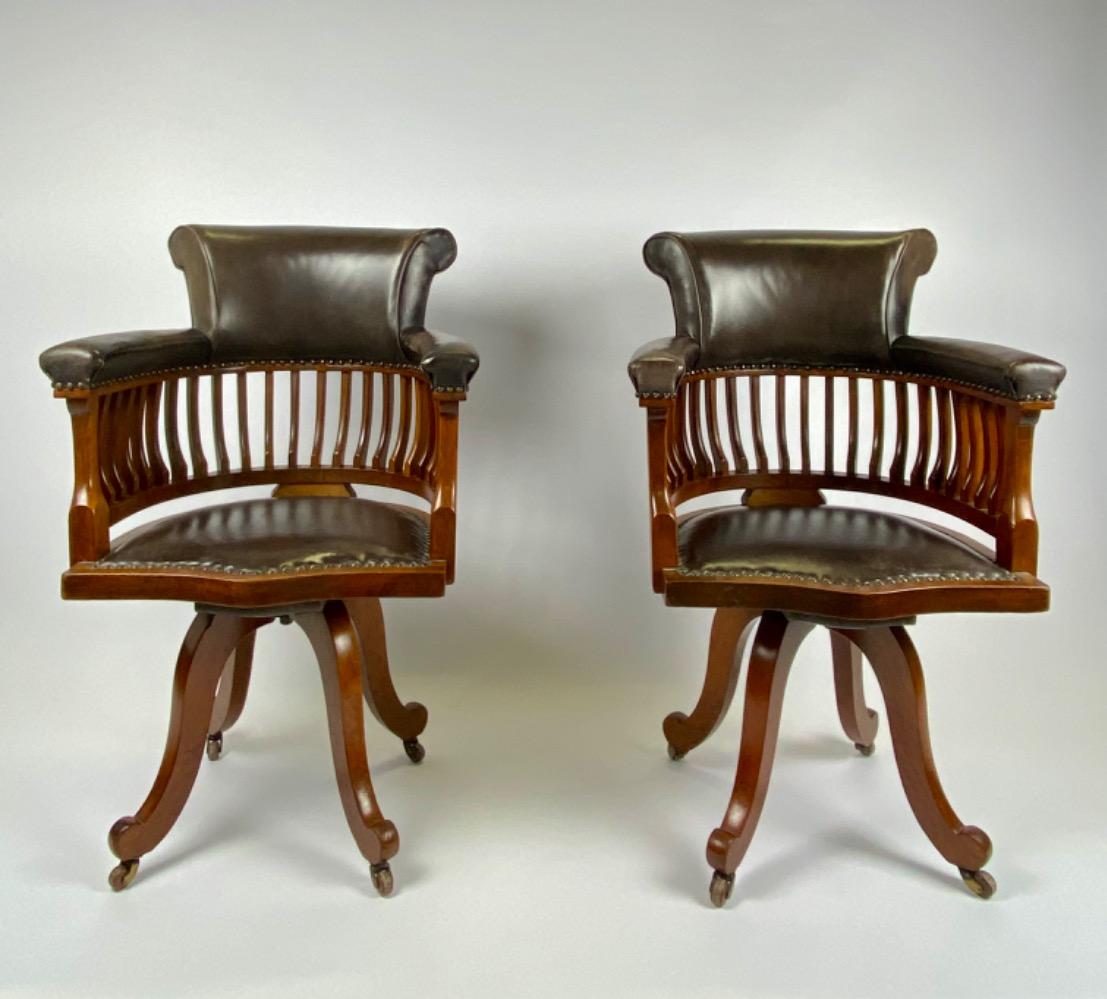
[1,2,1104,997]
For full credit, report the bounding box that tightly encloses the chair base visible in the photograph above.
[665,609,997,905]
[105,598,427,895]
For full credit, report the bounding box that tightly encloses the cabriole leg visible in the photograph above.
[206,630,260,761]
[344,597,428,764]
[664,608,760,760]
[108,613,269,891]
[296,601,399,897]
[706,612,813,907]
[834,626,995,899]
[829,629,879,756]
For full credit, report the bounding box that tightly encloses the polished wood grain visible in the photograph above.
[663,608,760,760]
[109,614,270,869]
[345,597,429,746]
[296,602,399,869]
[705,613,813,879]
[830,630,878,754]
[834,626,992,873]
[206,630,259,759]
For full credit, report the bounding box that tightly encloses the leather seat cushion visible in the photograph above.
[99,497,429,574]
[676,505,1014,587]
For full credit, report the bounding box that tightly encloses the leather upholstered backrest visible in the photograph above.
[643,229,937,368]
[168,225,457,365]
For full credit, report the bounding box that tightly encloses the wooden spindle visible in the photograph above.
[372,373,394,469]
[333,369,352,466]
[911,383,932,488]
[264,370,275,470]
[353,370,373,468]
[389,375,413,473]
[164,378,187,482]
[705,379,728,473]
[750,375,769,471]
[964,398,987,504]
[406,380,429,476]
[288,370,300,468]
[725,377,748,472]
[310,370,327,467]
[186,376,208,478]
[950,393,971,498]
[686,380,710,477]
[130,388,152,492]
[144,382,169,486]
[823,376,835,474]
[211,374,230,474]
[869,378,885,478]
[846,378,859,476]
[888,381,908,483]
[977,402,1001,510]
[775,374,790,473]
[928,387,951,493]
[799,375,811,474]
[237,372,251,471]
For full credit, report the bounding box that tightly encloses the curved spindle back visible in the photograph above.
[94,364,439,526]
[666,369,1017,537]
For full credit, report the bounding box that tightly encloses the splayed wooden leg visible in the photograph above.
[830,629,879,755]
[664,608,760,760]
[834,625,995,898]
[705,612,813,906]
[206,630,261,761]
[344,598,428,763]
[108,613,269,890]
[296,601,399,896]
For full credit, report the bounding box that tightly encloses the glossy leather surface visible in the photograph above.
[892,335,1066,400]
[39,328,211,388]
[100,497,428,573]
[627,336,701,396]
[643,230,937,369]
[676,505,1013,586]
[169,225,458,366]
[400,328,481,392]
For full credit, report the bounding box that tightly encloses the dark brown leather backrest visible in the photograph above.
[168,225,457,365]
[643,230,937,368]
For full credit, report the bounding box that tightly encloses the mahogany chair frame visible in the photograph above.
[637,363,1056,906]
[51,359,468,895]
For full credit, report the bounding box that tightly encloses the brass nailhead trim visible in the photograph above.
[634,363,1056,402]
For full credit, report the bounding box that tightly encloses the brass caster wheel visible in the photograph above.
[854,741,875,757]
[108,859,139,892]
[708,870,734,908]
[206,732,223,761]
[959,868,997,899]
[667,743,685,762]
[371,862,394,898]
[403,738,425,765]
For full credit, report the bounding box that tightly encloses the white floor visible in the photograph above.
[2,604,1105,999]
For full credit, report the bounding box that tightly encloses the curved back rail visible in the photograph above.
[59,364,462,573]
[641,368,1048,588]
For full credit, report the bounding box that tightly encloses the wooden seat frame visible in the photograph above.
[54,361,467,894]
[638,364,1055,905]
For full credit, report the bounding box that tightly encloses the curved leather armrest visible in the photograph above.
[399,328,479,393]
[891,335,1066,401]
[628,336,701,397]
[39,328,212,389]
